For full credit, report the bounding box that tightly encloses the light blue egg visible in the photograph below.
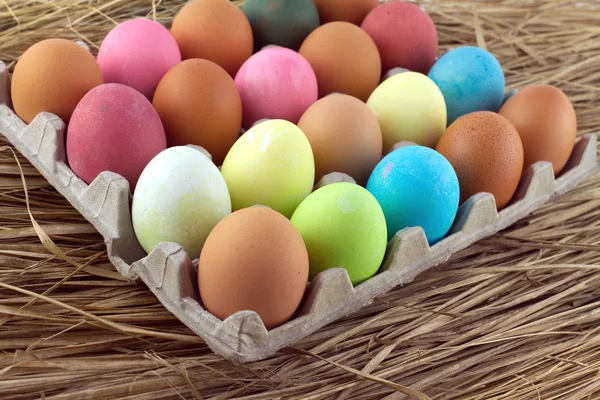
[366,146,460,244]
[428,46,505,125]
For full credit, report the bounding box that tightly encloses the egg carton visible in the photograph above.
[0,61,598,363]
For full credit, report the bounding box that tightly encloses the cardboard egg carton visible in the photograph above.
[0,61,597,363]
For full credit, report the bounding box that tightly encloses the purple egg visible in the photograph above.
[235,47,318,129]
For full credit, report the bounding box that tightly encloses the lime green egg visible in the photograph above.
[290,182,387,285]
[221,119,315,218]
[367,71,447,152]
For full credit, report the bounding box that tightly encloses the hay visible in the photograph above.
[0,0,599,398]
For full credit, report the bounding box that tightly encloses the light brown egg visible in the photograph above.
[297,93,382,185]
[11,39,103,124]
[299,22,381,101]
[313,0,379,25]
[152,59,242,166]
[499,84,577,174]
[436,111,524,210]
[198,207,309,330]
[171,0,253,77]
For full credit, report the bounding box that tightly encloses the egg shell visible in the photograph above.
[291,182,387,285]
[11,38,103,124]
[299,21,381,101]
[97,18,181,100]
[436,111,524,209]
[499,84,577,174]
[297,93,382,185]
[152,59,242,166]
[198,207,309,330]
[235,47,318,129]
[361,1,438,74]
[313,0,378,25]
[242,0,320,51]
[366,146,459,243]
[132,146,231,259]
[66,83,167,190]
[428,46,505,125]
[171,0,253,76]
[220,119,315,218]
[367,71,446,152]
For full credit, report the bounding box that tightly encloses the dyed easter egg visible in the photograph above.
[367,146,460,244]
[132,146,231,259]
[291,182,387,285]
[235,47,318,129]
[221,120,315,218]
[313,0,378,25]
[97,18,181,100]
[242,0,320,51]
[66,83,167,190]
[361,1,437,74]
[367,71,446,152]
[428,46,505,125]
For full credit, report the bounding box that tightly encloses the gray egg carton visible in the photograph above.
[0,61,597,363]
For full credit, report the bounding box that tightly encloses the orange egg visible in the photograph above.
[11,39,103,124]
[313,0,379,25]
[499,84,577,174]
[297,93,382,185]
[299,22,381,101]
[436,111,524,209]
[171,0,253,77]
[198,207,309,330]
[152,59,242,166]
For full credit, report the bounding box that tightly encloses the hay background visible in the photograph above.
[1,0,599,398]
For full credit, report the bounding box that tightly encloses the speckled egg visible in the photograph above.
[436,111,524,210]
[367,146,459,244]
[220,119,315,218]
[428,46,505,125]
[291,182,387,285]
[367,71,446,152]
[132,146,231,259]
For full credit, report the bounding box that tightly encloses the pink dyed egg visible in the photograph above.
[66,83,167,190]
[97,18,181,100]
[234,47,318,128]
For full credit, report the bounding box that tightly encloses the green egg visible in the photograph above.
[242,0,320,51]
[290,182,387,285]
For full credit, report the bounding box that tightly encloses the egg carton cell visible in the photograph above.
[0,61,597,363]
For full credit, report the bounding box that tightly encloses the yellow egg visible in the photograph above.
[367,71,447,152]
[221,119,315,218]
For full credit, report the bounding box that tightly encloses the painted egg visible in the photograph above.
[313,0,378,25]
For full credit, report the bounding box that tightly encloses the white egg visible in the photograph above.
[132,146,231,259]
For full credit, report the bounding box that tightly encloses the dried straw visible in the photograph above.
[0,0,599,399]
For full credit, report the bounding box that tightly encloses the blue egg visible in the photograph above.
[428,46,505,125]
[366,146,460,244]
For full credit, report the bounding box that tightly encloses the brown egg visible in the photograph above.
[313,0,379,25]
[436,111,524,210]
[298,93,382,185]
[11,39,103,124]
[152,59,242,166]
[171,0,253,76]
[499,84,577,174]
[299,22,381,101]
[198,207,309,330]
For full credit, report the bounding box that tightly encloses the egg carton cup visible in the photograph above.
[0,61,598,363]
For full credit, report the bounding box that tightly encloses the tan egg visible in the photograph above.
[499,84,577,174]
[313,0,379,25]
[198,207,309,330]
[299,22,381,101]
[171,0,253,77]
[297,93,382,185]
[11,39,103,124]
[152,59,242,166]
[436,111,524,210]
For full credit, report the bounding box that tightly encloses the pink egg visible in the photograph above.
[66,83,167,190]
[97,18,181,100]
[234,47,318,128]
